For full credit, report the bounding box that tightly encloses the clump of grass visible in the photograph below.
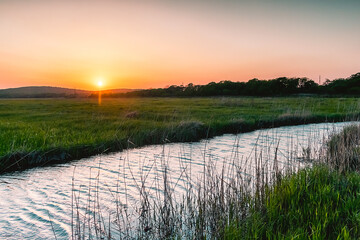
[325,124,360,173]
[225,165,360,239]
[170,120,206,141]
[124,111,139,119]
[225,124,360,239]
[217,97,250,107]
[278,110,312,121]
[225,118,252,133]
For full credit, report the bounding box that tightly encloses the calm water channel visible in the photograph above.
[0,121,356,239]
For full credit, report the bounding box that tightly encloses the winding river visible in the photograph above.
[0,121,356,239]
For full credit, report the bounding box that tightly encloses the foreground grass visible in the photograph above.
[81,165,360,239]
[71,124,360,239]
[226,124,360,239]
[225,166,360,239]
[1,97,360,172]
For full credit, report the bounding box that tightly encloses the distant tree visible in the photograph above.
[96,72,360,98]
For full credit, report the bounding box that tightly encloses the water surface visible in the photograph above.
[0,121,355,239]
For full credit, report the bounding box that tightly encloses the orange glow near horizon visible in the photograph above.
[98,90,102,106]
[0,0,359,90]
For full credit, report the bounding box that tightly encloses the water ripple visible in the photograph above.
[0,121,356,238]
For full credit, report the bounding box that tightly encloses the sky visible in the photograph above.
[0,0,359,90]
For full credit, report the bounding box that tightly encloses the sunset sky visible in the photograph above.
[0,0,359,90]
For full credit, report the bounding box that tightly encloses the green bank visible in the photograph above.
[1,97,360,172]
[225,125,360,239]
[225,166,360,239]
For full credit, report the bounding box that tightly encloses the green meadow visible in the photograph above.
[0,97,360,172]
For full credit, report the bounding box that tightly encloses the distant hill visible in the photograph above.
[0,86,136,98]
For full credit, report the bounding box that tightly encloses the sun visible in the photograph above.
[95,77,105,88]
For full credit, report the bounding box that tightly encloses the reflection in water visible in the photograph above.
[0,122,355,239]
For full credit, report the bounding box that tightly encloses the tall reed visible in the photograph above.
[69,132,308,239]
[68,123,360,239]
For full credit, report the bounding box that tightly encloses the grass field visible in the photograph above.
[1,97,360,172]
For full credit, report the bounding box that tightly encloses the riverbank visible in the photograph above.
[224,165,360,239]
[1,97,360,173]
[225,124,360,239]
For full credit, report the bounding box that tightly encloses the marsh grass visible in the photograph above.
[1,97,360,172]
[68,123,360,239]
[71,151,270,239]
[229,124,360,239]
[325,125,360,173]
[225,166,360,239]
[69,127,312,239]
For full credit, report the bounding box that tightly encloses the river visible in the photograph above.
[0,121,355,239]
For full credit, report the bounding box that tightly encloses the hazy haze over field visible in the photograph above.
[0,0,359,90]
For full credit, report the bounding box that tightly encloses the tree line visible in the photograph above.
[95,72,360,98]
